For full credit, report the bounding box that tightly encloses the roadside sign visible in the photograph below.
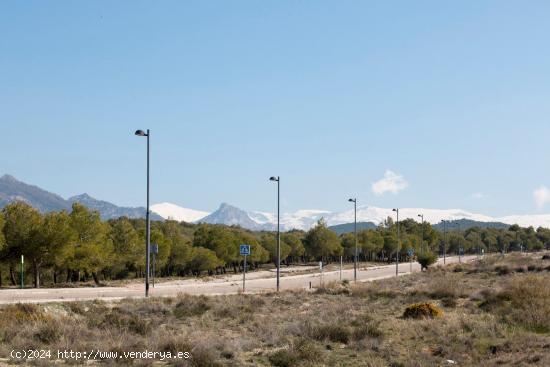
[240,244,251,256]
[240,245,251,293]
[151,244,159,254]
[407,248,414,257]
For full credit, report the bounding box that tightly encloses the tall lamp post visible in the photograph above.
[135,129,151,297]
[392,208,400,276]
[348,198,357,282]
[269,176,280,292]
[418,214,424,254]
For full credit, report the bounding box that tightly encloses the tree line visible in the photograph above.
[0,201,549,288]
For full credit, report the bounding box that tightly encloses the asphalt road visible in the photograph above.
[0,256,475,304]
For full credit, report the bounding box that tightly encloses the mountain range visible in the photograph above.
[155,202,550,232]
[0,174,163,220]
[2,174,550,231]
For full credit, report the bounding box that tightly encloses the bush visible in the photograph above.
[34,319,62,343]
[403,303,443,319]
[173,295,210,319]
[417,252,438,270]
[495,265,511,275]
[308,323,352,343]
[269,339,323,367]
[502,275,550,332]
[269,349,298,367]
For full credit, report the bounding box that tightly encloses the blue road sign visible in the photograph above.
[240,244,251,256]
[407,248,414,257]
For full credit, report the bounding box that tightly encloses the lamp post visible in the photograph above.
[269,176,280,292]
[135,129,151,297]
[348,198,357,282]
[393,208,400,276]
[418,214,424,254]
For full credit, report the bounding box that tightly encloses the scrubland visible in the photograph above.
[1,253,549,366]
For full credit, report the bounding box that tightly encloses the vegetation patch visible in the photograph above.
[403,302,443,319]
[173,295,211,319]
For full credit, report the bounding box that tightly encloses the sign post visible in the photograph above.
[21,255,24,289]
[407,248,414,273]
[240,244,251,292]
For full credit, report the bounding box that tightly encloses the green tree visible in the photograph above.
[2,202,43,288]
[359,230,384,261]
[110,217,141,277]
[188,247,223,274]
[193,225,238,265]
[303,219,342,260]
[340,232,356,257]
[282,232,305,262]
[0,212,6,287]
[40,211,74,285]
[69,203,113,284]
[260,233,291,264]
[0,212,5,251]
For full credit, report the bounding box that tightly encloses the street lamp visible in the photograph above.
[418,214,424,254]
[269,176,280,292]
[348,198,357,282]
[135,129,151,297]
[393,208,400,276]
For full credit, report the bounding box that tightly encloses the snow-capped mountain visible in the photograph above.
[198,203,273,230]
[151,202,209,223]
[153,201,550,231]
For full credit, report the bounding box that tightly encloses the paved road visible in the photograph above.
[0,256,475,304]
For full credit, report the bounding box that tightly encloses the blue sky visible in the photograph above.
[1,1,550,215]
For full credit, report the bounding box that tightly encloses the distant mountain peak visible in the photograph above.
[0,174,18,182]
[0,174,161,221]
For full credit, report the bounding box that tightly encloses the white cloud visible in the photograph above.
[472,192,485,199]
[371,170,408,196]
[533,186,550,209]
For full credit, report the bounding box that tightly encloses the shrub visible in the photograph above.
[269,349,298,367]
[315,281,351,295]
[189,345,223,367]
[441,297,457,308]
[268,339,323,367]
[173,295,210,319]
[495,265,511,275]
[542,254,550,260]
[98,308,151,335]
[417,252,438,270]
[34,319,62,343]
[502,275,550,332]
[351,321,383,340]
[403,303,443,319]
[308,323,351,343]
[1,303,46,322]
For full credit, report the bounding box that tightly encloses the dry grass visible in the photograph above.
[0,253,549,366]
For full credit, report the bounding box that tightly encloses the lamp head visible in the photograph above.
[348,198,356,203]
[392,208,398,212]
[269,176,279,181]
[135,129,147,137]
